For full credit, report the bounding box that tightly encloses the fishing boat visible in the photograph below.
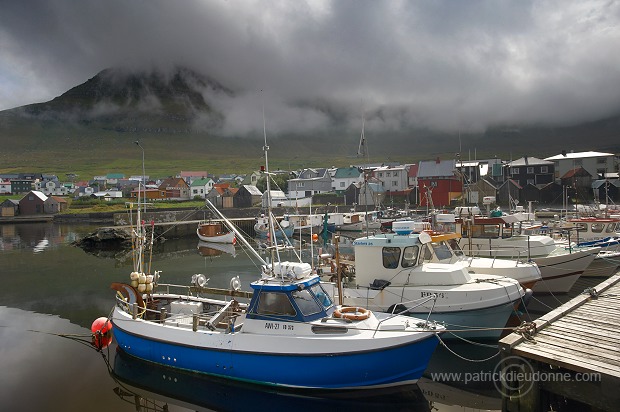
[453,214,598,293]
[108,115,444,390]
[334,222,526,340]
[419,229,541,290]
[110,348,432,412]
[196,221,236,244]
[337,210,382,232]
[254,214,294,239]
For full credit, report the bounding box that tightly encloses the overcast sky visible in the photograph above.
[1,0,620,135]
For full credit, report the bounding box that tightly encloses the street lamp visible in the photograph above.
[135,140,146,213]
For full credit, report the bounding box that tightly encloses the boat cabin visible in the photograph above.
[246,269,334,323]
[352,224,472,287]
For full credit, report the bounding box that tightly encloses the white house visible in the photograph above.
[372,165,410,192]
[545,151,618,181]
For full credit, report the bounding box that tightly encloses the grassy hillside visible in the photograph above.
[1,66,619,179]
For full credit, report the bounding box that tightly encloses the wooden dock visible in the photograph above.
[499,273,620,411]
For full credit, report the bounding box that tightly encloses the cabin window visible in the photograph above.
[576,223,588,231]
[310,283,333,309]
[401,246,419,268]
[431,242,453,260]
[606,223,617,233]
[591,223,604,233]
[257,292,296,317]
[292,289,323,316]
[382,247,401,269]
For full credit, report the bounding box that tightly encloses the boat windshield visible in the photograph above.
[447,238,464,256]
[431,242,452,260]
[292,289,323,316]
[310,283,333,309]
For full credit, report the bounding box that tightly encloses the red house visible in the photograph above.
[417,158,463,208]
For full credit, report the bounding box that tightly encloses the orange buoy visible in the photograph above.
[312,233,318,242]
[91,317,113,349]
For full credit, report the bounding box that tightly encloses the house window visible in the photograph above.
[339,182,345,187]
[527,167,534,174]
[597,157,607,164]
[541,166,548,173]
[378,173,383,178]
[392,181,398,186]
[574,159,583,166]
[527,179,535,185]
[393,172,398,177]
[386,172,391,177]
[297,182,304,188]
[510,168,519,175]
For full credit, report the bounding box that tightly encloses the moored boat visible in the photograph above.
[108,114,444,390]
[196,221,236,244]
[333,223,525,340]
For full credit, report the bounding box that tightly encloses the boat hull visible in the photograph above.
[532,249,597,293]
[112,309,440,389]
[409,300,516,340]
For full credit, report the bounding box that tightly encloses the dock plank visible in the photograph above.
[514,342,620,378]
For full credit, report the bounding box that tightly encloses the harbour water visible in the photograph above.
[0,222,603,411]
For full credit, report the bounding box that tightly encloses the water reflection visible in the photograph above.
[197,241,237,258]
[110,349,431,412]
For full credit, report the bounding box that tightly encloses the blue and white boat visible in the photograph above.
[109,118,443,390]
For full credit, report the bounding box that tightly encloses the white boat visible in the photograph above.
[196,221,236,244]
[337,211,382,232]
[332,223,525,340]
[454,214,598,293]
[285,213,324,235]
[107,117,444,390]
[254,214,293,239]
[563,216,620,243]
[421,230,541,290]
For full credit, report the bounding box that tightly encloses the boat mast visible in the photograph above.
[262,105,282,270]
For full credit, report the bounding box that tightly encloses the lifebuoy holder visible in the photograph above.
[333,306,371,321]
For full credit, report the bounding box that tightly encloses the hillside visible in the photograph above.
[0,66,619,177]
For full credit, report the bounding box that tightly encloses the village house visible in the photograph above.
[44,196,68,213]
[288,168,332,199]
[178,171,208,186]
[331,167,364,194]
[190,178,215,199]
[261,190,288,208]
[0,180,12,194]
[19,190,48,215]
[0,199,19,216]
[158,177,190,200]
[545,151,617,181]
[206,184,238,208]
[234,185,262,208]
[417,158,462,208]
[372,164,410,192]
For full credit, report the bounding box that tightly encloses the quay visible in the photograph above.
[499,273,620,411]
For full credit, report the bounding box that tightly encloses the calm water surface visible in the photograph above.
[3,221,577,411]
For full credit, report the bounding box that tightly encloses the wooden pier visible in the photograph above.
[499,273,620,411]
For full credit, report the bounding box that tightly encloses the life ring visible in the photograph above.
[333,306,371,321]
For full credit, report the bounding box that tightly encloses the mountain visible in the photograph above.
[0,66,619,177]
